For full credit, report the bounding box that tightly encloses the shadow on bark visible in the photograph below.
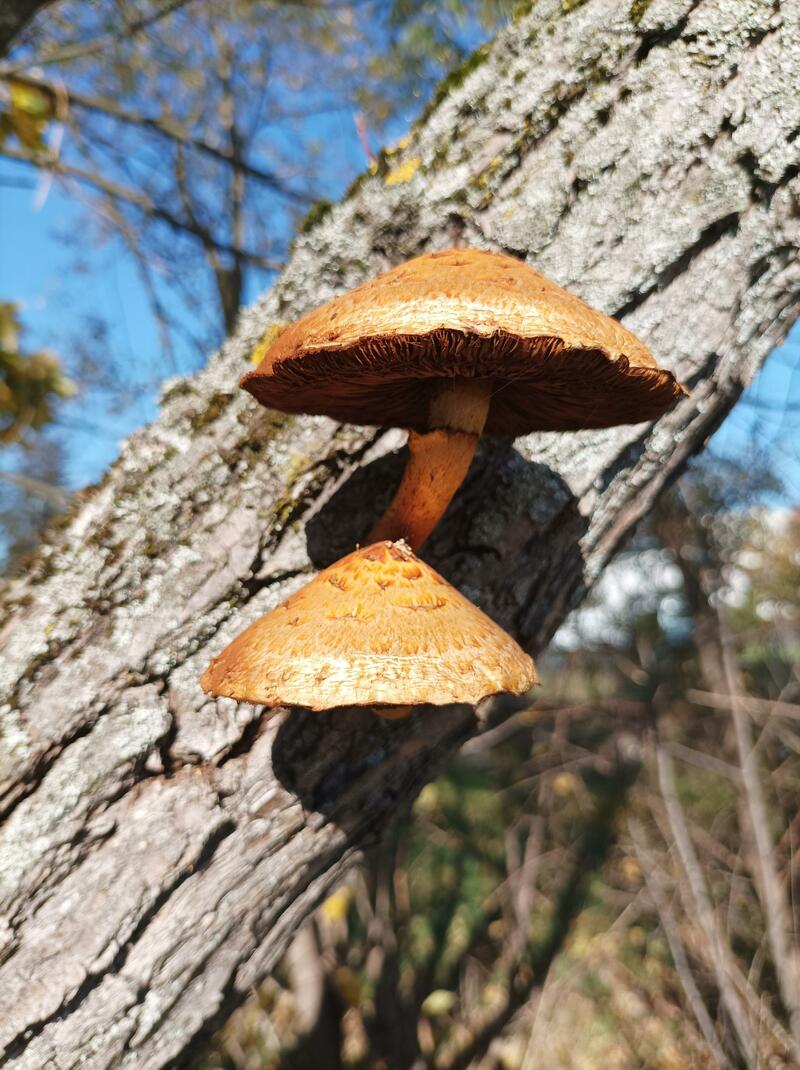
[305,440,578,579]
[272,704,476,821]
[282,445,589,827]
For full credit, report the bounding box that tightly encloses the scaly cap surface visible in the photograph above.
[200,540,536,710]
[242,248,685,433]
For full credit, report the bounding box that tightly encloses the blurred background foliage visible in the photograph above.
[0,299,73,444]
[2,3,799,1067]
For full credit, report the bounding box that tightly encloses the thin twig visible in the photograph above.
[667,740,744,784]
[654,741,757,1064]
[0,470,70,507]
[2,145,282,270]
[0,71,312,202]
[3,0,198,70]
[629,817,731,1068]
[687,688,800,721]
[718,612,800,1056]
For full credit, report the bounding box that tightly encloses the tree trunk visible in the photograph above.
[1,1,799,1066]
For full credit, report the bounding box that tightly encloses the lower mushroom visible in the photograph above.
[201,539,535,716]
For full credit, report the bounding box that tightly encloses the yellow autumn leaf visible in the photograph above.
[321,887,350,923]
[386,133,412,156]
[10,80,54,119]
[413,782,438,816]
[9,108,46,152]
[620,855,642,883]
[627,925,648,949]
[384,157,421,186]
[421,989,456,1016]
[249,323,285,364]
[552,771,576,796]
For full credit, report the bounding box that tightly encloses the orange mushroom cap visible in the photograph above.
[200,540,536,711]
[242,248,686,434]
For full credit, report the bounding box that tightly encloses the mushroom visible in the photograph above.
[200,540,535,716]
[243,248,686,549]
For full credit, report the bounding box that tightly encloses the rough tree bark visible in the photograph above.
[1,0,799,1066]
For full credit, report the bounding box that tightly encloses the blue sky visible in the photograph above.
[2,173,164,485]
[712,331,800,504]
[3,129,799,503]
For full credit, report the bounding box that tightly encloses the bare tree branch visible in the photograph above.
[2,0,199,70]
[0,469,70,508]
[718,614,800,1055]
[1,144,283,269]
[0,71,314,203]
[653,742,756,1064]
[629,818,731,1069]
[687,688,800,722]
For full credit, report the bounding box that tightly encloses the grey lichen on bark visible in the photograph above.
[1,0,800,1065]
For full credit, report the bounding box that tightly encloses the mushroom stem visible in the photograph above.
[369,429,480,549]
[369,379,491,550]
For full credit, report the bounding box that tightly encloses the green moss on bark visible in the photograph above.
[629,0,652,24]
